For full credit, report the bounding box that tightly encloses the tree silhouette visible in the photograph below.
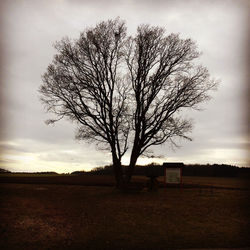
[40,18,217,188]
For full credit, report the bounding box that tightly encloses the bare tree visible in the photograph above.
[40,19,129,187]
[125,25,217,181]
[40,18,217,188]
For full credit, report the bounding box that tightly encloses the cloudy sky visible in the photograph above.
[0,0,249,173]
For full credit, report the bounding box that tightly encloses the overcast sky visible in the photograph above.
[0,0,249,173]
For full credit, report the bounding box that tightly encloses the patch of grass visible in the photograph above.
[182,176,250,189]
[0,182,249,249]
[1,174,249,190]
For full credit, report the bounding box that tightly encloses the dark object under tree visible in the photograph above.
[40,18,217,189]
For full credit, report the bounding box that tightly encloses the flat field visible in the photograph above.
[1,174,249,189]
[0,176,249,249]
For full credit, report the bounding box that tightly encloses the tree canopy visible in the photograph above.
[40,18,217,188]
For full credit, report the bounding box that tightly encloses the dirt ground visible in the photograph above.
[0,178,249,249]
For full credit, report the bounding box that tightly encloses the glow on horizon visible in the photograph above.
[1,142,248,174]
[0,153,95,174]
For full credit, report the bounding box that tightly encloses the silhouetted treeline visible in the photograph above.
[71,170,86,175]
[32,171,59,175]
[0,169,58,175]
[82,163,250,178]
[86,166,114,175]
[1,165,249,178]
[0,168,11,173]
[182,164,249,178]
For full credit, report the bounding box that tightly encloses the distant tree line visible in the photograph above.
[182,164,250,178]
[0,169,58,175]
[1,165,249,178]
[28,171,59,175]
[0,168,11,173]
[71,164,250,178]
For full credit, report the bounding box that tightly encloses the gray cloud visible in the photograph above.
[0,0,249,172]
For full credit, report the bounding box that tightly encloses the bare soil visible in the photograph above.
[0,176,249,249]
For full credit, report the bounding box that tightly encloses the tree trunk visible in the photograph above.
[112,156,124,189]
[126,149,139,183]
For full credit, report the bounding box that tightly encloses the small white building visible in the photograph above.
[163,162,184,185]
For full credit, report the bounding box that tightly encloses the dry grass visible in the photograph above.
[0,174,249,190]
[0,179,249,249]
[182,176,250,189]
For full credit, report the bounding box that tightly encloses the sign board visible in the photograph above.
[165,167,182,184]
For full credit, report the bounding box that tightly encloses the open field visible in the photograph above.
[0,174,249,189]
[0,176,249,249]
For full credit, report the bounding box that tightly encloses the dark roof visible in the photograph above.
[163,162,184,168]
